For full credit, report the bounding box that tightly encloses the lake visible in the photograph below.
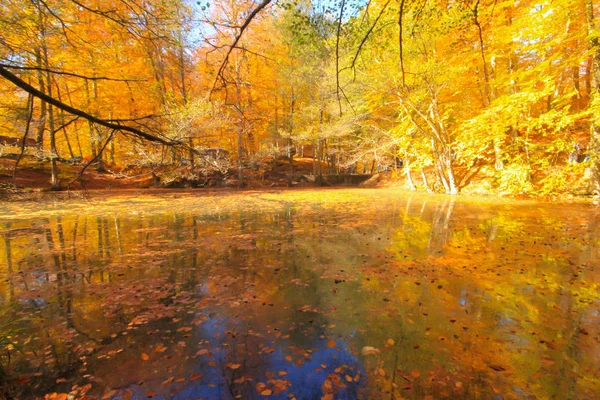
[0,188,598,399]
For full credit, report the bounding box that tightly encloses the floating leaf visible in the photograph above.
[361,346,380,356]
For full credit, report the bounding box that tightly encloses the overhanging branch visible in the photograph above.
[208,0,272,97]
[0,66,175,145]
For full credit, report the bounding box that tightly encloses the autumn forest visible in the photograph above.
[0,1,600,400]
[1,0,600,195]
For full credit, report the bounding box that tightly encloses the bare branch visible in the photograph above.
[67,130,115,190]
[209,0,272,97]
[348,0,391,73]
[0,63,145,82]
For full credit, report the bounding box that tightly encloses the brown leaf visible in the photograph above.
[327,339,336,348]
[190,373,202,381]
[101,390,118,399]
[141,353,149,361]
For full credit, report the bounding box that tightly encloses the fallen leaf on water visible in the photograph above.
[261,389,272,396]
[141,353,149,361]
[327,340,336,348]
[190,373,202,381]
[162,376,174,385]
[489,365,506,372]
[14,377,30,385]
[122,390,134,400]
[227,363,241,370]
[101,390,118,399]
[361,346,380,356]
[146,391,156,398]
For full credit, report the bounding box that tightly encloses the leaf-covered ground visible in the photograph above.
[0,188,598,399]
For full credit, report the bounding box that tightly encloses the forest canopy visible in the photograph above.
[1,0,599,195]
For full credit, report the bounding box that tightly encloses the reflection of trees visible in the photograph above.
[2,223,14,303]
[388,197,456,258]
[0,197,598,398]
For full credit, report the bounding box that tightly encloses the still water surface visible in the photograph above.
[0,189,598,399]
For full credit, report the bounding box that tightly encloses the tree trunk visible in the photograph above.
[421,169,433,193]
[38,5,59,189]
[35,48,46,150]
[404,154,416,191]
[85,80,97,161]
[92,80,104,171]
[55,83,74,159]
[587,0,600,194]
[13,93,34,182]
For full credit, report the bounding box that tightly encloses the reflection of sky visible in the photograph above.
[119,312,364,399]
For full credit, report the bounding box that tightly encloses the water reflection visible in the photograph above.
[0,190,598,399]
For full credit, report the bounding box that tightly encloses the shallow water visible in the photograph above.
[0,189,598,399]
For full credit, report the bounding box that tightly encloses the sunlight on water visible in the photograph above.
[0,189,598,399]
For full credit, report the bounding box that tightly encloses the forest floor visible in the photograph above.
[0,156,377,192]
[1,156,593,200]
